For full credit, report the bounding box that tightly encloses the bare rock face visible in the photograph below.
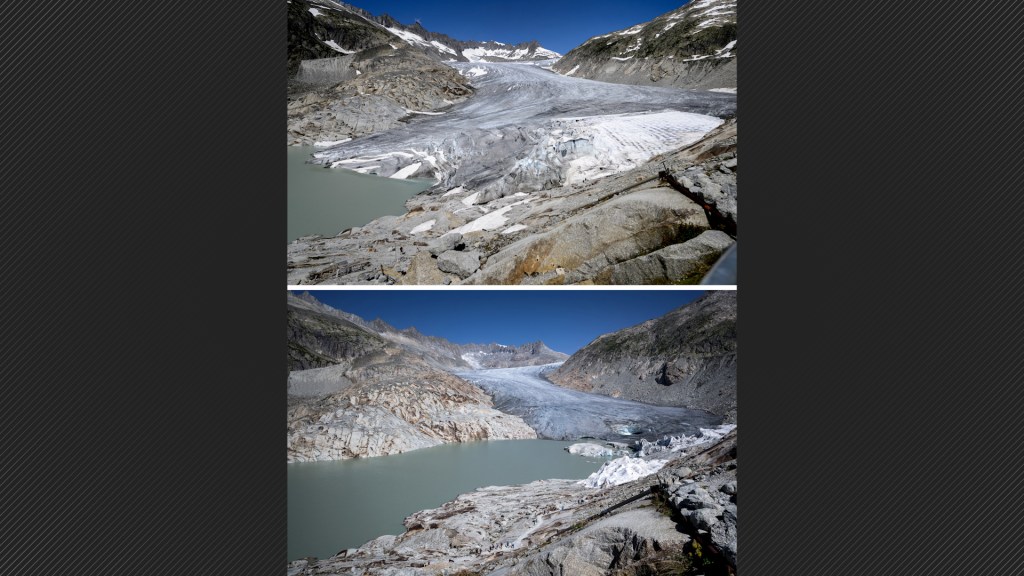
[550,291,737,422]
[287,118,737,286]
[288,428,738,576]
[606,229,735,285]
[436,249,481,278]
[287,367,537,462]
[551,0,737,90]
[464,187,709,285]
[286,293,575,461]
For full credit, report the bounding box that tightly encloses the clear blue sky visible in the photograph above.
[298,290,708,354]
[352,0,687,55]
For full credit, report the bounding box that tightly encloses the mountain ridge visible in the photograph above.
[552,0,737,90]
[287,292,569,373]
[549,290,737,421]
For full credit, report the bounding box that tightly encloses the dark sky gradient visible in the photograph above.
[351,0,686,55]
[298,290,712,354]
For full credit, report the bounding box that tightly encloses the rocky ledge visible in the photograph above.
[287,119,736,285]
[287,429,737,575]
[288,362,536,462]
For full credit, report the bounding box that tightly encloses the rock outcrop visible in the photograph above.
[550,291,737,422]
[287,363,536,462]
[288,428,738,575]
[288,118,737,285]
[552,0,737,91]
[287,293,573,461]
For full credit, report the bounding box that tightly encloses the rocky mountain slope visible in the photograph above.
[288,292,567,373]
[287,293,570,461]
[288,428,737,575]
[550,291,737,422]
[552,0,737,90]
[287,0,559,145]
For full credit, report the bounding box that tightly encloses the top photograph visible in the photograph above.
[287,0,737,285]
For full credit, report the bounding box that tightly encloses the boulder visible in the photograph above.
[437,250,481,278]
[399,251,448,285]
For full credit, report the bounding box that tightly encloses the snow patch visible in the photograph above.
[580,457,669,489]
[443,186,466,197]
[708,87,737,94]
[409,219,436,234]
[322,40,354,54]
[308,7,321,17]
[461,191,481,206]
[463,66,488,78]
[502,224,527,235]
[617,23,647,36]
[451,198,532,235]
[461,353,483,369]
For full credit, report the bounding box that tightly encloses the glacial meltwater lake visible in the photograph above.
[288,439,607,561]
[288,146,434,242]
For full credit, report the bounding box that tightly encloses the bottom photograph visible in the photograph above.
[287,290,737,576]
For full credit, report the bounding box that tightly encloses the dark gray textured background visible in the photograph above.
[2,0,1023,574]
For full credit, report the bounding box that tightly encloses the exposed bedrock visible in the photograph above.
[550,291,737,422]
[288,428,738,576]
[287,119,737,285]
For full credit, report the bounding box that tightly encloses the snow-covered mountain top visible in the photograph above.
[462,44,561,62]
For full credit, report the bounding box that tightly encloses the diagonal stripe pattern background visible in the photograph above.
[1,0,1023,575]
[741,0,1024,574]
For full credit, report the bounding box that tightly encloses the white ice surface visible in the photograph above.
[442,186,466,197]
[708,87,737,93]
[389,162,422,179]
[581,457,669,489]
[308,7,321,17]
[567,443,616,458]
[313,138,351,147]
[502,224,527,235]
[556,110,723,185]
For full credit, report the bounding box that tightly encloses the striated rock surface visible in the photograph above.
[288,117,737,285]
[287,293,577,461]
[287,364,536,462]
[288,428,737,575]
[550,291,737,422]
[552,0,737,91]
